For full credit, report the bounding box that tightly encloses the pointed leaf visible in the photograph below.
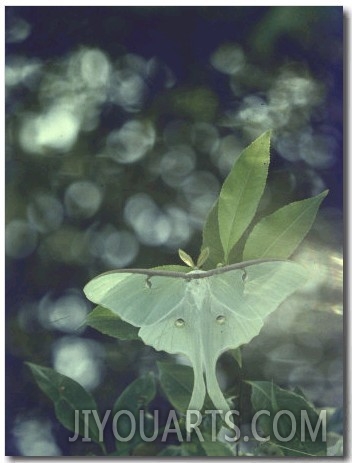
[243,190,328,260]
[218,131,271,262]
[248,381,327,456]
[201,439,235,456]
[327,435,343,456]
[158,362,214,415]
[201,201,224,269]
[255,441,285,457]
[196,247,209,268]
[86,306,140,341]
[158,362,195,414]
[112,373,157,453]
[158,445,183,456]
[160,442,206,457]
[26,362,101,444]
[113,373,156,415]
[178,249,195,268]
[229,347,242,368]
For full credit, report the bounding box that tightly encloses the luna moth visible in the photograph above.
[84,257,307,428]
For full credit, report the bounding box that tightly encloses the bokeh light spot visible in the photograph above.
[52,336,105,391]
[102,229,139,268]
[64,181,103,219]
[106,120,155,164]
[160,145,196,187]
[124,193,172,246]
[20,107,80,154]
[211,43,245,75]
[6,219,38,258]
[12,417,61,456]
[6,15,31,43]
[38,290,89,333]
[27,193,64,233]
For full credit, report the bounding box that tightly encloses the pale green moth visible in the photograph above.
[83,255,307,428]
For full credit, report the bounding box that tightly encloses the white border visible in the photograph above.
[2,3,348,462]
[1,1,348,5]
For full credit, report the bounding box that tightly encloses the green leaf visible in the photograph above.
[248,381,327,456]
[178,249,195,268]
[159,442,209,457]
[218,131,271,262]
[26,362,101,445]
[255,441,285,456]
[201,201,225,269]
[201,439,235,456]
[180,442,206,456]
[131,441,160,456]
[158,445,183,456]
[86,306,140,341]
[113,373,156,415]
[196,246,210,268]
[158,362,195,414]
[112,373,157,454]
[158,362,223,415]
[228,347,242,368]
[243,190,328,260]
[327,433,343,456]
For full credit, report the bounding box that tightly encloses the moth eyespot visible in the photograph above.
[216,315,226,325]
[175,318,185,327]
[145,277,152,289]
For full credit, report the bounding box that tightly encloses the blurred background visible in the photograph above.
[5,6,343,456]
